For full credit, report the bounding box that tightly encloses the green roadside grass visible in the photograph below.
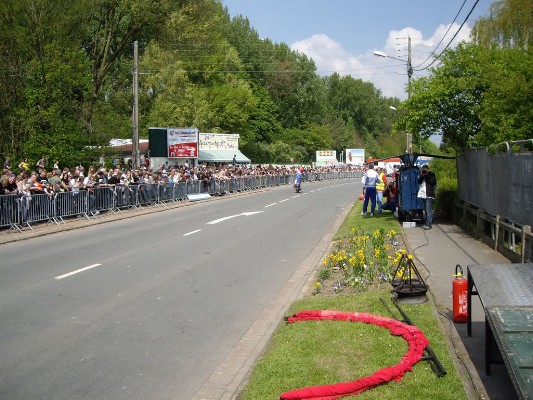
[237,201,467,400]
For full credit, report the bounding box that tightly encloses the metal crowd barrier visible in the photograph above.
[55,191,89,222]
[0,171,361,231]
[0,194,21,231]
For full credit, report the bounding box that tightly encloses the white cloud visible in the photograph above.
[291,23,473,100]
[292,34,365,75]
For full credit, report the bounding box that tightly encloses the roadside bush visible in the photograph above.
[432,158,458,222]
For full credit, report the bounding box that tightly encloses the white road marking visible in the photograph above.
[279,199,290,203]
[265,203,277,208]
[207,211,264,225]
[207,215,240,224]
[183,229,202,236]
[55,264,102,280]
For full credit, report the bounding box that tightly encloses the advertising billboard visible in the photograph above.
[345,148,365,165]
[199,133,240,150]
[167,128,199,158]
[315,150,337,166]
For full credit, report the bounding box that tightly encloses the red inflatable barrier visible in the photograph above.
[280,310,429,400]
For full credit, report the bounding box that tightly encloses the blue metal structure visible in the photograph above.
[397,163,424,221]
[395,153,424,222]
[369,152,455,222]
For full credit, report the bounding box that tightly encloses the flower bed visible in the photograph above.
[312,227,414,296]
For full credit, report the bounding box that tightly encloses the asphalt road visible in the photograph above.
[0,179,358,400]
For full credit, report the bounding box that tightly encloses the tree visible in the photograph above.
[245,84,283,144]
[21,44,94,166]
[477,47,533,144]
[324,74,388,140]
[141,43,211,129]
[0,0,403,167]
[471,0,533,51]
[0,0,88,158]
[396,43,532,151]
[82,0,172,131]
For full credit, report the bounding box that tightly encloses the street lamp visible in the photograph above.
[373,36,413,98]
[374,36,413,152]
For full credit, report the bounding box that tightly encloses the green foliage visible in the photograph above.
[317,268,331,281]
[477,48,533,143]
[325,73,387,137]
[397,41,532,152]
[246,84,283,143]
[240,142,272,164]
[376,130,407,158]
[208,81,258,142]
[431,158,458,221]
[2,0,529,169]
[269,141,298,164]
[334,200,401,240]
[280,125,333,161]
[472,0,533,50]
[21,44,94,166]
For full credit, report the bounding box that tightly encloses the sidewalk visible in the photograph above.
[402,222,516,400]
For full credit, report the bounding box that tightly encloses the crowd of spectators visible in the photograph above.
[1,156,365,197]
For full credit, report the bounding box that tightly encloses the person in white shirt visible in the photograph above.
[361,163,379,217]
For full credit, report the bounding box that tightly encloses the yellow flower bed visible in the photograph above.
[317,228,414,294]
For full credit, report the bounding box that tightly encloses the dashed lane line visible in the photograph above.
[55,263,103,280]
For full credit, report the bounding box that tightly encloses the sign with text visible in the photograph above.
[199,133,240,150]
[315,150,337,166]
[167,128,199,158]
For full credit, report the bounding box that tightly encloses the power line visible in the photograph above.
[415,0,480,72]
[413,0,468,70]
[139,64,401,76]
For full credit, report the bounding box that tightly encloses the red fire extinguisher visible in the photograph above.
[452,264,468,323]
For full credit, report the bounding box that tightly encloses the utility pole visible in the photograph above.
[132,41,140,169]
[373,36,414,154]
[406,36,413,153]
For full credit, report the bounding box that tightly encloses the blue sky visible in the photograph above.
[221,0,494,100]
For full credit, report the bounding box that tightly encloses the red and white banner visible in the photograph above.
[167,128,199,158]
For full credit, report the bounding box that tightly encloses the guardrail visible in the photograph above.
[1,172,361,232]
[454,198,532,263]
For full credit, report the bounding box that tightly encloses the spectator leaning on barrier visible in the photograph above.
[36,169,48,183]
[107,170,121,185]
[60,168,71,185]
[83,171,99,215]
[0,173,17,195]
[27,172,44,195]
[48,169,63,192]
[16,174,28,194]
